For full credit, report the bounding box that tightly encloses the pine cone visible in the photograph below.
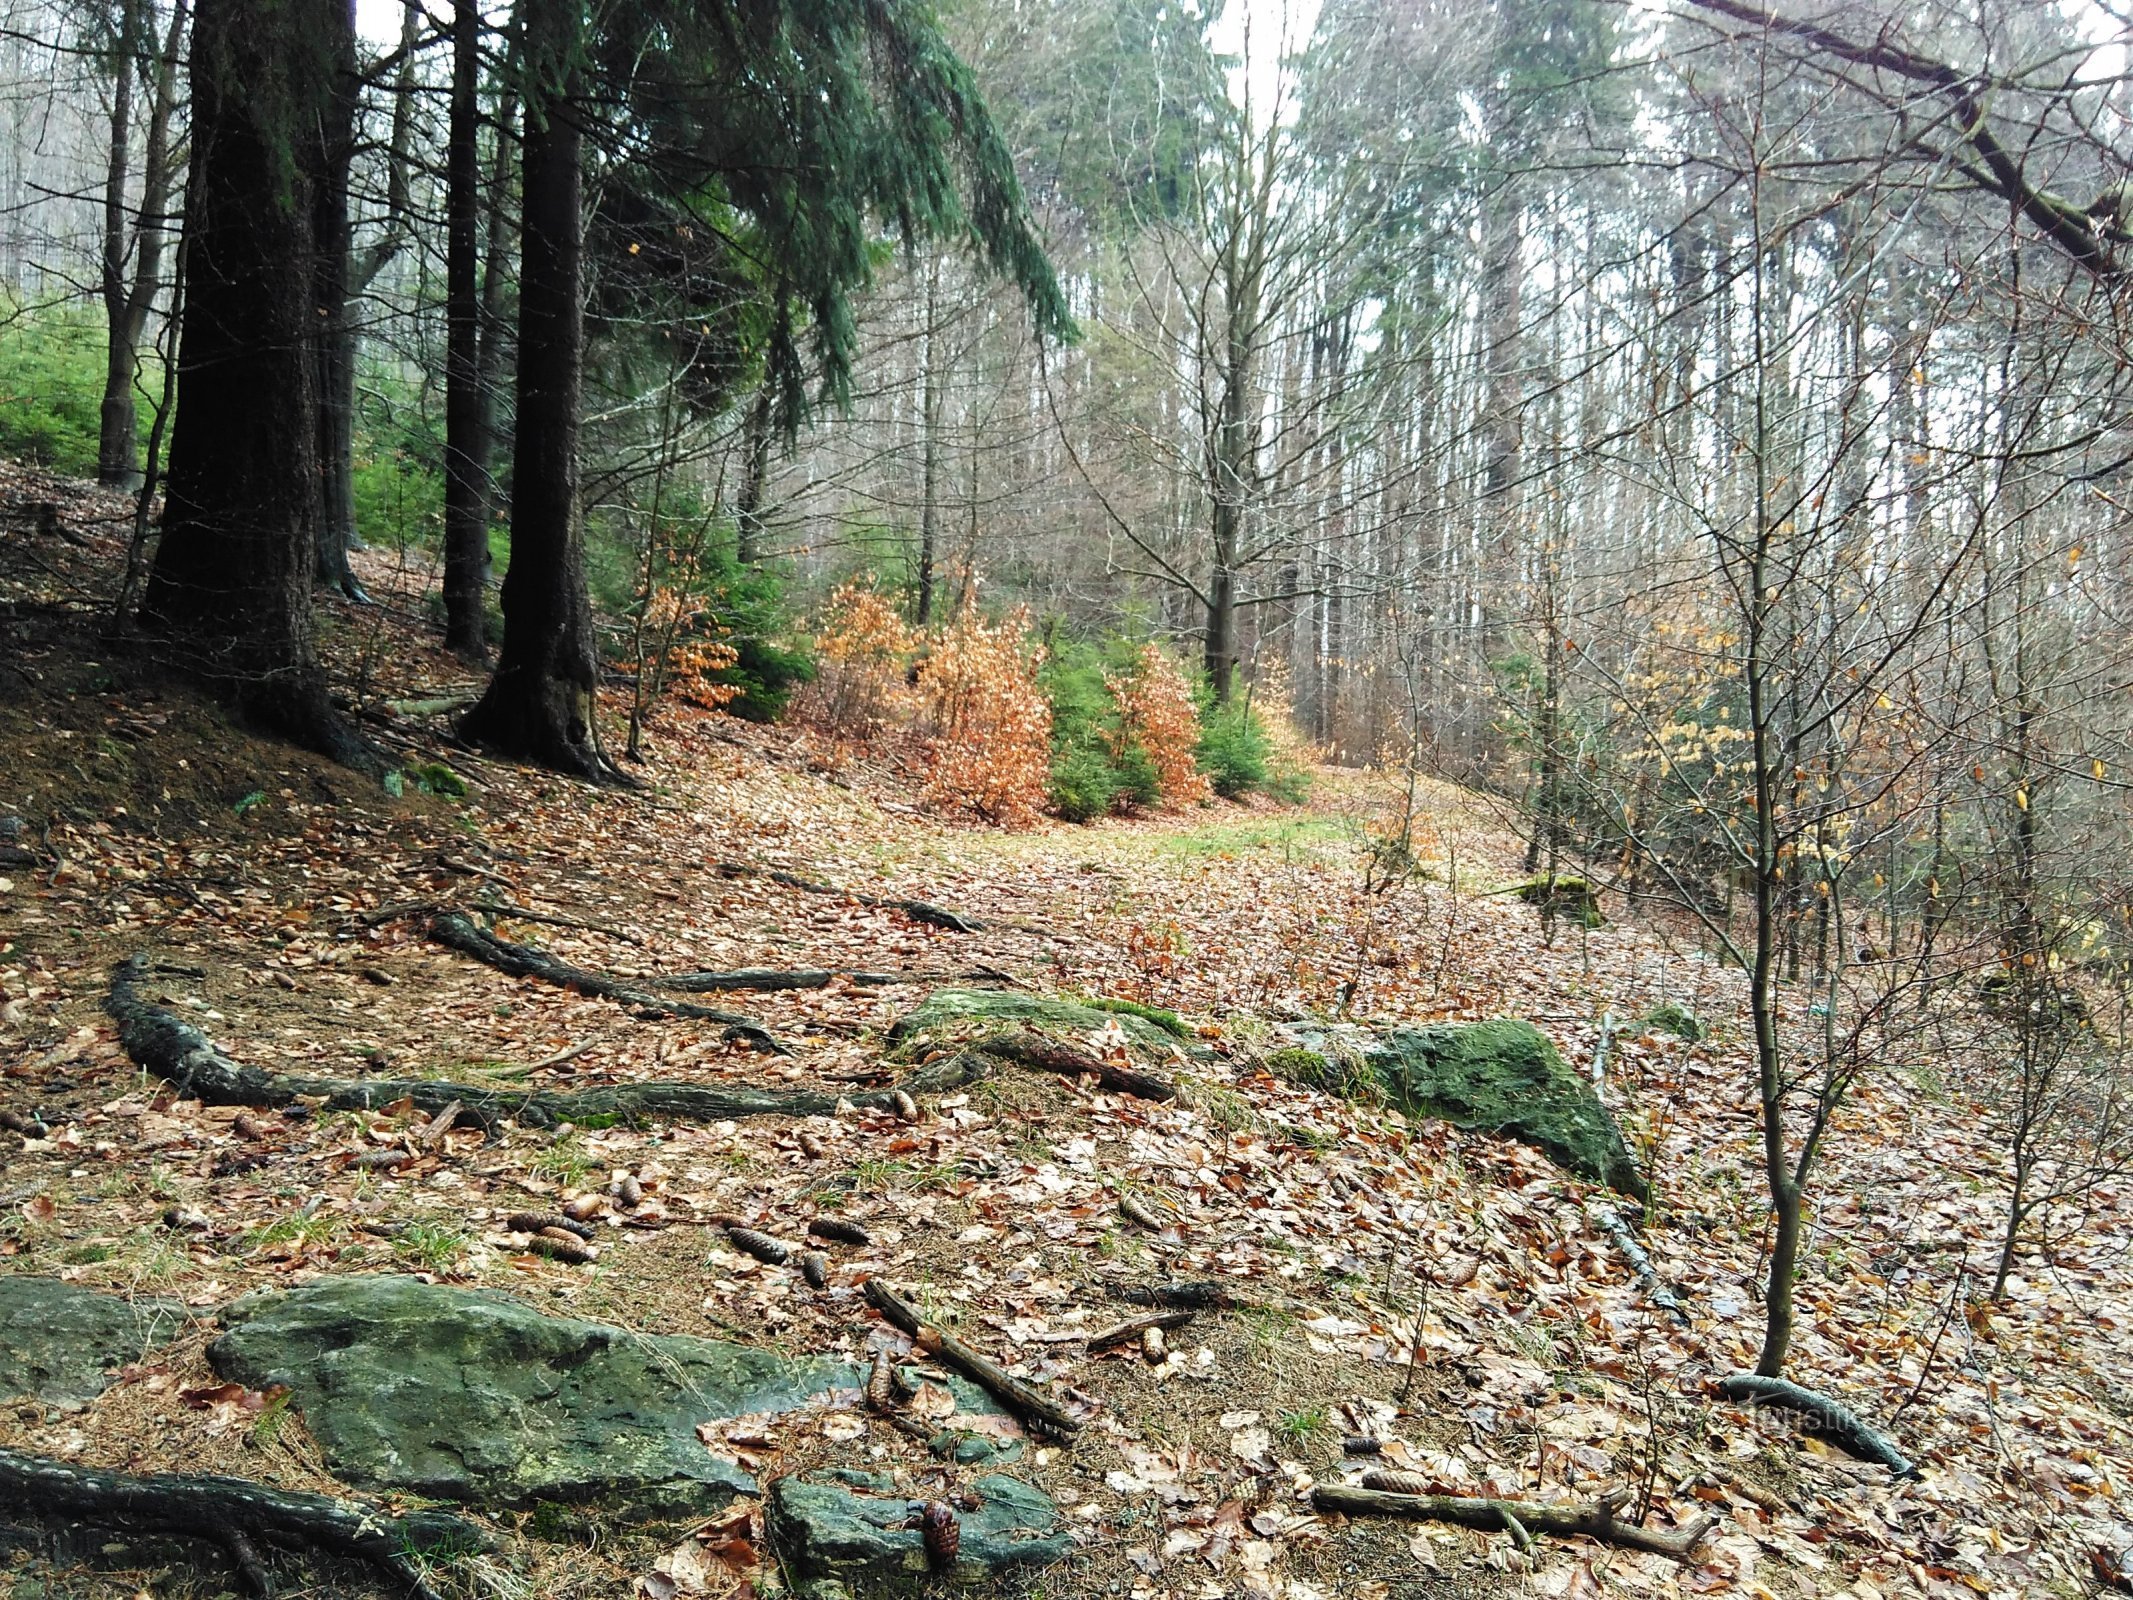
[808,1216,872,1247]
[725,1226,789,1265]
[919,1500,959,1567]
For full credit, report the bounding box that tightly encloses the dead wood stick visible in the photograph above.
[1589,1202,1686,1319]
[0,1445,489,1600]
[105,957,900,1129]
[414,1099,464,1151]
[427,913,782,1051]
[1314,1483,1715,1560]
[1083,1310,1194,1351]
[863,1279,1083,1438]
[973,1031,1176,1101]
[1715,1373,1918,1477]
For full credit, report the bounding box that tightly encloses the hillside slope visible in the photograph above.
[1,467,2127,1600]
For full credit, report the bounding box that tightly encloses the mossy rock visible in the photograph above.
[1515,875,1604,929]
[768,1470,1070,1596]
[1639,1001,1705,1042]
[0,1278,183,1405]
[888,988,1208,1064]
[1279,1020,1645,1199]
[210,1276,859,1514]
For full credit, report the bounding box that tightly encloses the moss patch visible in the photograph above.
[1279,1021,1645,1198]
[887,988,1209,1064]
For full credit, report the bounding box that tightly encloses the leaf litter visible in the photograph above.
[0,507,2126,1597]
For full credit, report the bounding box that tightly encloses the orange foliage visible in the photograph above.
[641,587,742,711]
[810,582,916,742]
[1108,643,1212,807]
[916,607,1052,827]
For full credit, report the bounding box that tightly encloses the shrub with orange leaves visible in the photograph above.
[640,587,743,711]
[917,607,1052,826]
[809,581,916,743]
[1108,643,1212,807]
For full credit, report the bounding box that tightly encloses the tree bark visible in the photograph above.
[443,0,492,658]
[459,0,610,778]
[139,0,376,771]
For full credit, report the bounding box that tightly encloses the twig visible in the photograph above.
[1083,1310,1194,1351]
[863,1279,1083,1438]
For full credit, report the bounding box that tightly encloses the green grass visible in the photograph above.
[1276,1406,1329,1452]
[529,1136,596,1188]
[240,1212,343,1256]
[1149,815,1347,865]
[392,1222,469,1272]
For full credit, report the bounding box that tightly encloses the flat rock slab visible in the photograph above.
[1278,1019,1647,1199]
[768,1469,1071,1596]
[0,1277,183,1405]
[209,1275,861,1515]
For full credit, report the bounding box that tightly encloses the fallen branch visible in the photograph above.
[469,898,645,945]
[427,914,781,1051]
[712,861,984,932]
[1715,1373,1919,1478]
[1083,1310,1193,1351]
[106,957,894,1129]
[1589,1203,1685,1319]
[972,1031,1176,1101]
[863,1279,1083,1439]
[0,1445,490,1600]
[1314,1482,1715,1560]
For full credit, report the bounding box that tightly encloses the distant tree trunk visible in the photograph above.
[459,0,610,779]
[316,0,418,600]
[916,255,944,627]
[734,375,773,565]
[309,0,363,599]
[1478,194,1523,661]
[96,0,186,490]
[141,0,374,771]
[442,0,491,659]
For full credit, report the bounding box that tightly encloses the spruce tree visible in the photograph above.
[459,0,1074,775]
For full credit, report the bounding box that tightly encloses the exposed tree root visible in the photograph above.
[0,1445,490,1600]
[864,1278,1083,1439]
[105,956,892,1128]
[969,1030,1177,1101]
[659,965,1015,993]
[1314,1482,1716,1559]
[1716,1373,1919,1477]
[711,861,985,932]
[426,912,782,1051]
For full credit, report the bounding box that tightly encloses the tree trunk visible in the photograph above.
[310,0,365,600]
[459,0,610,779]
[734,376,774,564]
[95,0,141,488]
[140,0,374,771]
[442,0,490,659]
[96,0,185,490]
[916,253,943,626]
[1478,194,1523,661]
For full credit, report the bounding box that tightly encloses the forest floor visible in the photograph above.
[2,465,2131,1600]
